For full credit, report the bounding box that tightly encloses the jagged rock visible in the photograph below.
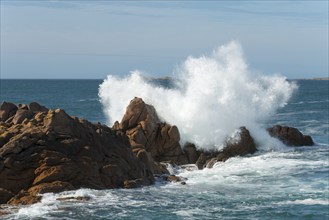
[0,102,18,122]
[28,102,48,112]
[267,125,314,146]
[219,127,257,161]
[0,102,154,205]
[123,178,146,189]
[200,127,257,169]
[18,104,28,110]
[183,143,200,164]
[118,97,188,165]
[12,109,35,124]
[195,152,216,169]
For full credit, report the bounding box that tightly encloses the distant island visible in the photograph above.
[310,77,329,80]
[293,77,329,81]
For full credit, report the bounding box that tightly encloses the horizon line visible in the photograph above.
[1,76,328,81]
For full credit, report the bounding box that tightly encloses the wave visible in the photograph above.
[290,100,329,105]
[77,98,99,102]
[99,41,297,150]
[277,199,329,206]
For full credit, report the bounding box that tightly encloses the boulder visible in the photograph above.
[118,97,188,165]
[0,102,18,122]
[0,102,154,205]
[267,125,314,146]
[183,143,200,164]
[218,127,257,161]
[12,109,35,124]
[28,102,48,112]
[198,127,257,169]
[18,104,28,110]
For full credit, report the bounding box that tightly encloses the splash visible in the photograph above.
[99,41,297,150]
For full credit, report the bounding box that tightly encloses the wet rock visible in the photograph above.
[219,127,257,160]
[160,174,187,183]
[267,125,314,146]
[183,143,200,164]
[201,127,257,168]
[123,178,145,189]
[196,152,216,169]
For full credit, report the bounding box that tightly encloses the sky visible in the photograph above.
[0,1,328,79]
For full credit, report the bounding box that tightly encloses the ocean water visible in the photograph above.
[0,78,328,219]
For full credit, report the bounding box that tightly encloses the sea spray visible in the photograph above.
[99,41,297,150]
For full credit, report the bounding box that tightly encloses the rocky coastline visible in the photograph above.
[0,98,314,205]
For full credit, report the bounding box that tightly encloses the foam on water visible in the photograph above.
[3,148,328,219]
[99,42,297,150]
[278,199,329,206]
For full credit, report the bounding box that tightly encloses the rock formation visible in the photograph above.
[267,125,314,146]
[117,98,258,170]
[195,127,257,169]
[0,102,153,205]
[114,97,188,174]
[0,98,315,206]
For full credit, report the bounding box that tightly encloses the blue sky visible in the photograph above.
[0,1,328,79]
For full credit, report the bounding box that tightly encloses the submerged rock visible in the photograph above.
[267,125,314,146]
[0,102,154,205]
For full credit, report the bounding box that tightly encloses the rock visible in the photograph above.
[166,175,181,182]
[159,174,187,183]
[202,127,257,168]
[0,188,14,204]
[8,181,75,205]
[152,162,170,175]
[195,152,216,169]
[18,104,28,110]
[220,127,257,160]
[28,102,48,112]
[123,178,145,189]
[12,109,35,124]
[267,125,314,146]
[0,102,154,205]
[118,97,188,165]
[56,196,91,202]
[0,102,18,122]
[183,143,200,164]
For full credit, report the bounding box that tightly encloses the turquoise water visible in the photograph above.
[0,79,328,219]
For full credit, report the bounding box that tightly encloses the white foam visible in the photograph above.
[174,208,204,218]
[99,41,297,150]
[279,199,329,205]
[177,151,329,187]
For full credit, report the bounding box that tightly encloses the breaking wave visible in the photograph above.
[99,41,297,150]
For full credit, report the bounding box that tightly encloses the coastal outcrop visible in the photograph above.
[195,127,257,169]
[114,97,188,174]
[116,98,257,170]
[267,125,314,146]
[0,99,315,206]
[0,102,153,205]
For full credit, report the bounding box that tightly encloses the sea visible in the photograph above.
[0,79,328,219]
